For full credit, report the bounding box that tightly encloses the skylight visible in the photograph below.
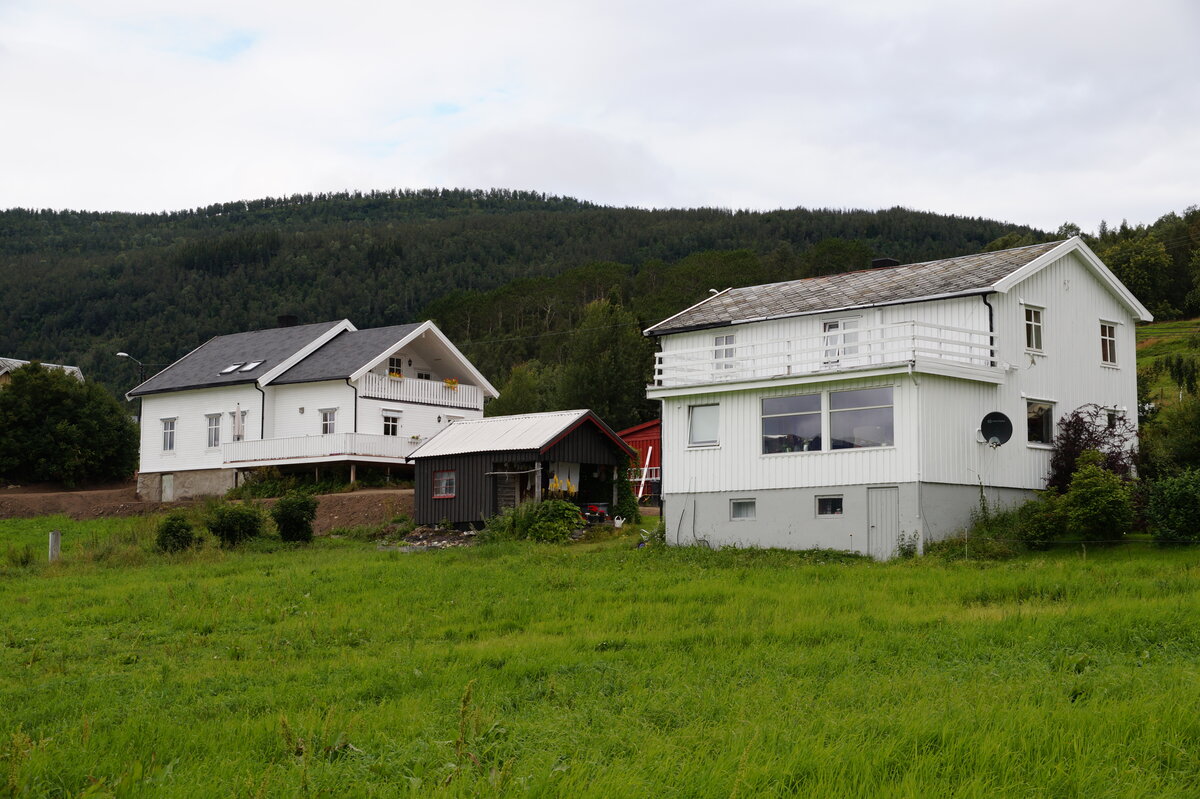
[220,363,245,374]
[239,361,264,372]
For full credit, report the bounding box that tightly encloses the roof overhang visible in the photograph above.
[258,319,357,386]
[349,320,500,398]
[540,411,637,459]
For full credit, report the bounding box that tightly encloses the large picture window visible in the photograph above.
[830,387,894,449]
[762,394,821,453]
[433,470,457,498]
[688,404,720,447]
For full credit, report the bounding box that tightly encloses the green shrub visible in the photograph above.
[613,460,641,525]
[1060,451,1133,542]
[1015,492,1062,550]
[1146,469,1200,544]
[483,499,584,543]
[156,512,196,553]
[271,492,319,543]
[205,502,264,547]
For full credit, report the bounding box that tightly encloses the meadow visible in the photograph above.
[3,516,1200,797]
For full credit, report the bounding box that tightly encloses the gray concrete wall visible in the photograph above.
[918,482,1038,542]
[136,469,236,502]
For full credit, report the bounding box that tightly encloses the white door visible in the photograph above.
[867,486,899,559]
[161,474,174,502]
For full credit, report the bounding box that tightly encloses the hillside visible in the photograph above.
[2,190,1040,395]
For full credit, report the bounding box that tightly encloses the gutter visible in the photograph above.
[254,382,266,439]
[981,293,996,367]
[346,378,359,432]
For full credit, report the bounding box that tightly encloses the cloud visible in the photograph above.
[0,0,1196,230]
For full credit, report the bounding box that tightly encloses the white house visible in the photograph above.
[128,319,498,501]
[644,237,1152,558]
[0,357,84,384]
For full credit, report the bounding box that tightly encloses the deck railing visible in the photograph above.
[358,372,483,410]
[223,432,418,465]
[653,321,996,388]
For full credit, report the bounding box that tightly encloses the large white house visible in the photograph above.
[644,237,1152,558]
[128,319,498,501]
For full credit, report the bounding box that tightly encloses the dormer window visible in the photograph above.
[220,363,244,374]
[239,361,263,372]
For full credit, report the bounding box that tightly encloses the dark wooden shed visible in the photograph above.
[408,409,636,527]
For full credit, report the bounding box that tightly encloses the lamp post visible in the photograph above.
[116,351,145,384]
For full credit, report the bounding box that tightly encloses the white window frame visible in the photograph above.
[416,371,431,380]
[161,418,176,452]
[206,414,221,449]
[1026,399,1055,446]
[1024,306,1044,353]
[730,498,756,520]
[320,408,337,435]
[1100,321,1117,366]
[713,334,736,371]
[387,357,404,378]
[816,495,844,517]
[688,404,720,448]
[761,387,894,454]
[381,409,402,437]
[433,469,457,499]
[822,317,860,364]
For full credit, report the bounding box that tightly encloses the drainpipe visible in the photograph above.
[254,382,266,439]
[908,362,923,547]
[345,378,359,432]
[981,294,996,367]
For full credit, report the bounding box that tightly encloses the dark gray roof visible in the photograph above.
[645,240,1065,335]
[128,320,345,397]
[272,323,423,384]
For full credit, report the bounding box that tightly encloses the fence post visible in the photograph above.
[48,530,61,563]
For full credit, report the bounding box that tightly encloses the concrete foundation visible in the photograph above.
[137,469,236,502]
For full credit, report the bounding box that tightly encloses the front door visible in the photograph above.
[867,486,900,559]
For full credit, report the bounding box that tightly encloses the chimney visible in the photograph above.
[277,314,299,328]
[871,258,901,269]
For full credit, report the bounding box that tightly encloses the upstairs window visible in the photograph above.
[239,361,263,372]
[823,318,860,364]
[206,414,221,448]
[1024,307,1043,352]
[162,418,176,452]
[1027,400,1054,444]
[417,371,431,380]
[714,335,735,370]
[383,413,400,436]
[320,408,337,435]
[229,410,247,441]
[220,363,245,374]
[387,357,404,378]
[1100,322,1117,365]
[688,404,720,447]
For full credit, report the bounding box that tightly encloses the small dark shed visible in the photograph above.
[408,409,636,527]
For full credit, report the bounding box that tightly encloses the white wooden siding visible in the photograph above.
[138,384,263,474]
[269,381,356,439]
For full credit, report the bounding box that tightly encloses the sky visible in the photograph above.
[1,0,1197,231]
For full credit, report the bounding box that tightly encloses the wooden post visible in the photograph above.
[350,463,357,484]
[48,530,61,563]
[533,462,543,502]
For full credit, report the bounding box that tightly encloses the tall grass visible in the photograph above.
[2,522,1199,797]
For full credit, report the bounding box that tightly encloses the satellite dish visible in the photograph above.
[980,412,1012,446]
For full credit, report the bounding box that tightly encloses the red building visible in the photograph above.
[617,419,661,498]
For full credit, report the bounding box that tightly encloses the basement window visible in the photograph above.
[730,499,756,520]
[816,496,843,516]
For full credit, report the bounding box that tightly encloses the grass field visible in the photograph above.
[3,517,1200,797]
[1136,317,1200,406]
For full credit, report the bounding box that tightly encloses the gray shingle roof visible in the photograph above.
[645,240,1065,336]
[272,323,423,384]
[128,320,345,397]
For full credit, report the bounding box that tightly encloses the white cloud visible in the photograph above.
[0,0,1196,230]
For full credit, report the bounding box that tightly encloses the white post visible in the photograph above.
[637,446,653,498]
[48,530,61,562]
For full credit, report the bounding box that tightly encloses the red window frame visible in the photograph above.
[432,470,457,499]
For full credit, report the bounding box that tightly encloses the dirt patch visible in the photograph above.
[306,489,413,535]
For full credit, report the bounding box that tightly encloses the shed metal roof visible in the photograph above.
[0,357,84,381]
[408,410,634,459]
[127,320,344,396]
[644,240,1066,336]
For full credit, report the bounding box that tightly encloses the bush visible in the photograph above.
[1146,469,1200,545]
[1047,404,1136,493]
[271,492,319,543]
[1060,451,1133,542]
[1015,492,1062,550]
[156,512,197,553]
[205,502,264,547]
[483,499,584,543]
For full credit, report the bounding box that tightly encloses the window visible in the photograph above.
[823,318,859,364]
[817,496,843,516]
[229,410,247,441]
[1024,307,1043,351]
[688,404,720,447]
[1107,409,1118,430]
[1027,400,1054,444]
[730,499,756,520]
[762,394,821,453]
[238,361,263,372]
[1100,322,1117,365]
[220,363,245,374]
[417,371,431,380]
[433,470,457,498]
[320,409,337,435]
[162,418,176,452]
[714,335,735,370]
[388,357,404,377]
[383,413,400,436]
[206,414,221,448]
[830,387,894,449]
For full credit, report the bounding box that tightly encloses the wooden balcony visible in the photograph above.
[223,432,419,467]
[651,321,1002,392]
[358,372,483,410]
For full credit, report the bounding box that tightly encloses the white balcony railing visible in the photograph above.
[223,433,418,466]
[653,321,997,388]
[358,372,483,410]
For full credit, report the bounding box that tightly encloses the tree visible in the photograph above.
[1046,404,1137,493]
[556,299,656,431]
[484,361,560,417]
[1096,236,1171,308]
[0,364,138,486]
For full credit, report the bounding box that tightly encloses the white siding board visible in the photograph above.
[270,381,355,439]
[139,384,262,474]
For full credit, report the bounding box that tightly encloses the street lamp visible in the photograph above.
[116,351,145,384]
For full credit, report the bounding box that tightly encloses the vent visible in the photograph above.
[871,258,901,269]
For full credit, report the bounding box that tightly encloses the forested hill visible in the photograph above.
[5,189,1193,405]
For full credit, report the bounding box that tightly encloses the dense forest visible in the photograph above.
[2,189,1197,426]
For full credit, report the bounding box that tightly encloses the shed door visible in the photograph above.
[867,486,899,560]
[161,474,175,502]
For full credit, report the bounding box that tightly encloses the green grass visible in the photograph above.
[3,518,1200,797]
[1136,317,1200,405]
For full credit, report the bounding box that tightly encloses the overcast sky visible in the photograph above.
[1,0,1196,231]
